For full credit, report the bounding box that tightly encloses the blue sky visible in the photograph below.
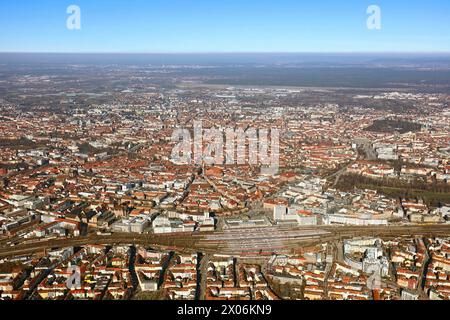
[0,0,449,53]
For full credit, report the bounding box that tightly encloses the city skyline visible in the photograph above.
[1,0,450,306]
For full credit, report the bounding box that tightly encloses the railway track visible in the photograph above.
[0,224,449,258]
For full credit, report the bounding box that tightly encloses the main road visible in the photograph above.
[0,224,449,258]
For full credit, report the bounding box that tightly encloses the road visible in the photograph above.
[128,245,139,291]
[0,224,449,258]
[416,238,430,300]
[326,163,351,188]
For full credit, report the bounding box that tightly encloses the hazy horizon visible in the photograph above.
[1,52,450,66]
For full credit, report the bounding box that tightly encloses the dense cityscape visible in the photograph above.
[0,56,449,301]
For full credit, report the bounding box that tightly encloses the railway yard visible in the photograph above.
[2,224,450,300]
[1,224,450,258]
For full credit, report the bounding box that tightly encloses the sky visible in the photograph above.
[0,0,449,53]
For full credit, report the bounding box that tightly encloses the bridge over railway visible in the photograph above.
[0,224,449,258]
